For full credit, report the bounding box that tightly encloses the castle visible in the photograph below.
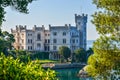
[11,14,87,55]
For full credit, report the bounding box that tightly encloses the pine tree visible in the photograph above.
[86,0,120,79]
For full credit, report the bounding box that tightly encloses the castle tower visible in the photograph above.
[75,14,87,50]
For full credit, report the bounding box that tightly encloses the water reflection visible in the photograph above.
[56,68,91,80]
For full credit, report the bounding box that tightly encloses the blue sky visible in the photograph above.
[2,0,99,40]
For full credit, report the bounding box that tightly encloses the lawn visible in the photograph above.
[38,59,59,64]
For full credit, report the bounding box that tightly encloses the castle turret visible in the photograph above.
[75,14,87,50]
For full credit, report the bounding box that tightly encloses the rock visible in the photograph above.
[77,66,89,78]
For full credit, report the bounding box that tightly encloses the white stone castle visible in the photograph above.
[11,14,87,53]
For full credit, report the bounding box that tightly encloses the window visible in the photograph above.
[45,34,47,36]
[28,34,32,36]
[53,46,57,50]
[28,39,30,43]
[72,39,75,43]
[53,32,57,36]
[28,46,30,50]
[76,39,78,43]
[63,32,66,36]
[31,46,32,50]
[78,22,81,25]
[45,39,47,43]
[37,33,41,40]
[37,43,41,50]
[18,46,20,49]
[28,46,32,50]
[22,34,24,38]
[28,39,32,43]
[53,39,57,43]
[44,46,47,51]
[72,32,74,36]
[63,39,66,44]
[22,39,24,43]
[17,33,19,36]
[48,39,50,43]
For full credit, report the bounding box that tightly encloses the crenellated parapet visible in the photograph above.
[75,13,87,23]
[32,25,45,31]
[11,25,27,33]
[16,25,27,31]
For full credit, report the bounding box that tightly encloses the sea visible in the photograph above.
[87,40,95,50]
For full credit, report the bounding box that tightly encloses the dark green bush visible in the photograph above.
[30,52,49,60]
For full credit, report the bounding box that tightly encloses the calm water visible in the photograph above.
[56,68,91,80]
[56,40,94,80]
[56,68,81,80]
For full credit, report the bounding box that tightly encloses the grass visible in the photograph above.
[38,59,59,64]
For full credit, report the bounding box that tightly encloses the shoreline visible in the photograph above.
[42,63,86,69]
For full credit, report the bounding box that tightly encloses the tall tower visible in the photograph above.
[75,14,87,50]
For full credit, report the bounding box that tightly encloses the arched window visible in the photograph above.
[63,32,66,36]
[37,33,41,40]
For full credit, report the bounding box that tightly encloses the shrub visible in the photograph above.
[30,52,49,60]
[0,53,57,80]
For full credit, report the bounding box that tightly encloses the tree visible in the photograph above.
[86,48,93,59]
[85,0,120,79]
[0,0,35,26]
[74,48,86,63]
[0,0,35,53]
[2,31,15,49]
[0,31,15,55]
[58,46,71,62]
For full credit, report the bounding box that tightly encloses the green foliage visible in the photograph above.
[86,38,120,79]
[74,48,86,63]
[85,0,120,79]
[10,50,31,56]
[0,53,57,80]
[58,46,71,61]
[0,0,35,25]
[86,48,93,58]
[37,59,58,64]
[0,31,15,53]
[0,38,7,53]
[10,50,51,63]
[30,52,49,60]
[92,0,120,35]
[9,50,31,63]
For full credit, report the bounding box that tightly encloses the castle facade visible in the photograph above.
[11,14,87,53]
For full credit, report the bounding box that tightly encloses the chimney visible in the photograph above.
[65,24,67,26]
[75,14,77,17]
[24,25,27,29]
[34,25,37,27]
[49,24,51,27]
[69,24,71,26]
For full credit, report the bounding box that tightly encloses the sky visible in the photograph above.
[2,0,99,40]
